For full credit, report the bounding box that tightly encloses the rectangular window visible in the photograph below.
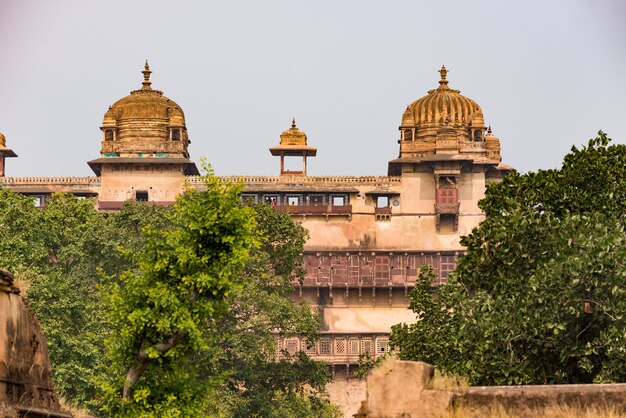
[334,338,346,355]
[348,338,360,355]
[320,339,332,355]
[284,338,299,355]
[240,194,257,204]
[136,191,149,202]
[376,196,389,208]
[303,339,317,356]
[309,195,324,206]
[375,256,390,280]
[376,337,389,354]
[361,338,374,354]
[263,195,279,206]
[287,196,300,206]
[33,195,45,208]
[332,196,345,206]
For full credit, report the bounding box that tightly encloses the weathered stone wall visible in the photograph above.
[358,358,455,418]
[355,359,626,417]
[460,383,626,413]
[0,269,71,418]
[326,378,366,418]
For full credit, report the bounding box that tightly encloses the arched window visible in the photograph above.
[474,130,482,141]
[171,129,181,141]
[105,130,114,141]
[403,129,413,141]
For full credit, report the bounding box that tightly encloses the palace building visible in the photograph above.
[0,63,511,377]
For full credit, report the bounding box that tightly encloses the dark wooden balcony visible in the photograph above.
[273,204,352,215]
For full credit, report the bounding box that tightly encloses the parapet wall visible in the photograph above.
[461,383,626,412]
[351,359,626,418]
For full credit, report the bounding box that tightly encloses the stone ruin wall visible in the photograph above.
[0,269,70,418]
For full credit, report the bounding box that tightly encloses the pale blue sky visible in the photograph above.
[1,0,624,177]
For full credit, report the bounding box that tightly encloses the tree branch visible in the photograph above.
[122,330,187,400]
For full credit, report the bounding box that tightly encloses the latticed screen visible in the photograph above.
[361,338,374,354]
[303,338,317,356]
[320,339,332,355]
[376,337,389,354]
[349,338,360,355]
[275,337,282,357]
[284,338,299,355]
[335,338,346,355]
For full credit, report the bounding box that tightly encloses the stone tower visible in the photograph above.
[88,62,199,209]
[388,66,506,230]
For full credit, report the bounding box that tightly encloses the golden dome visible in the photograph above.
[401,66,485,142]
[99,62,190,158]
[279,118,308,146]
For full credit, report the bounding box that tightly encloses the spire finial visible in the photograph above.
[291,117,297,128]
[438,65,449,86]
[488,125,492,134]
[142,60,152,90]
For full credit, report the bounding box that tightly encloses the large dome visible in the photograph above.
[99,62,189,158]
[400,66,485,143]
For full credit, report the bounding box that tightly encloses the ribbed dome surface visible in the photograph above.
[97,63,192,160]
[104,90,184,123]
[102,62,185,128]
[402,66,484,128]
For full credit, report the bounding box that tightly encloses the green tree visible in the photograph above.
[0,182,338,416]
[0,191,111,405]
[204,203,338,417]
[0,189,170,407]
[391,131,626,385]
[98,171,258,416]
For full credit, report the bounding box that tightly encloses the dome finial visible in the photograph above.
[142,60,152,90]
[439,65,449,87]
[292,117,297,128]
[488,125,492,134]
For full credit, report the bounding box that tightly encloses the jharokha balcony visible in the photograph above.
[273,204,352,216]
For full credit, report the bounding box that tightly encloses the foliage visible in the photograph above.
[202,203,338,417]
[98,170,258,416]
[0,191,110,405]
[0,189,170,407]
[353,352,386,380]
[0,178,338,416]
[391,131,626,385]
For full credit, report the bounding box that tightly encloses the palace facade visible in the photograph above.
[0,63,511,377]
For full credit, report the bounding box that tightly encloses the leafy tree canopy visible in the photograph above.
[391,131,626,385]
[0,170,338,417]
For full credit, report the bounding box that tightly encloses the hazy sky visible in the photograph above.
[1,0,625,177]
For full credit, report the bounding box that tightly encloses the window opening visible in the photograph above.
[136,191,149,202]
[263,195,280,206]
[376,196,389,208]
[310,195,324,206]
[332,196,345,206]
